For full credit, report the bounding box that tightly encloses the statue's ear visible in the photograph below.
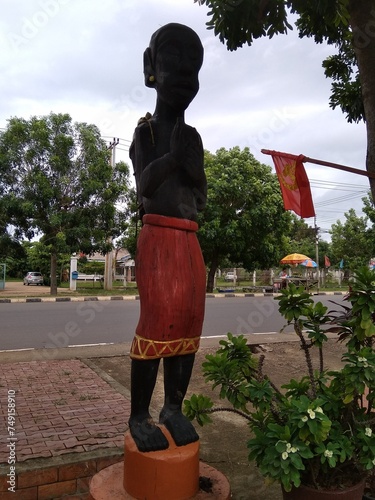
[143,48,155,88]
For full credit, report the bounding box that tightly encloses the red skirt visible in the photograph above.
[130,214,206,360]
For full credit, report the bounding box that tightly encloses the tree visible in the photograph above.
[22,240,70,284]
[285,217,316,258]
[0,239,27,278]
[116,187,140,259]
[361,192,375,260]
[0,112,130,295]
[283,217,331,268]
[197,146,292,291]
[329,207,373,269]
[195,1,375,201]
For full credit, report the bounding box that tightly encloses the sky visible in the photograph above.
[0,0,370,243]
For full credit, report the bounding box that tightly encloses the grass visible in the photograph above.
[215,278,349,293]
[3,278,348,298]
[60,280,139,296]
[0,278,139,298]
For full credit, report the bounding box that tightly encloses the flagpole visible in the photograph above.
[261,149,375,180]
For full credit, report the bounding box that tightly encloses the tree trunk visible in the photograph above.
[206,253,219,293]
[50,251,58,296]
[348,0,375,200]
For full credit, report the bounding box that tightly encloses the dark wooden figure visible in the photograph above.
[128,23,207,453]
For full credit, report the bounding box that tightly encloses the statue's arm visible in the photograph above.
[131,126,177,200]
[179,125,207,210]
[140,154,177,199]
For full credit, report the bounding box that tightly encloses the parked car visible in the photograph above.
[224,271,237,282]
[23,272,44,286]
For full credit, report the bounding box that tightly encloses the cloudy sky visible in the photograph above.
[0,0,370,241]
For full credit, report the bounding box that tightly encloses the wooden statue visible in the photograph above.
[128,23,207,452]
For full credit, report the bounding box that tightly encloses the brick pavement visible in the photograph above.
[0,359,130,463]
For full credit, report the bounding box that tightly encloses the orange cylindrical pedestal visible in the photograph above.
[89,428,231,500]
[124,427,199,500]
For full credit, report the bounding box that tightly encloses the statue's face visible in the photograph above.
[153,27,203,112]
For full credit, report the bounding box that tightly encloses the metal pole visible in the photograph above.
[104,138,119,291]
[261,149,375,179]
[70,255,77,291]
[315,217,319,293]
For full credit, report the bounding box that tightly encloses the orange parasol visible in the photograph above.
[280,253,311,265]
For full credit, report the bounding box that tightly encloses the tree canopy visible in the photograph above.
[195,0,375,201]
[0,112,130,294]
[197,146,292,291]
[329,206,374,269]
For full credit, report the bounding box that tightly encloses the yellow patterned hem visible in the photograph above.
[130,334,200,360]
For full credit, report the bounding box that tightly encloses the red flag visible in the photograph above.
[271,151,315,218]
[324,255,331,268]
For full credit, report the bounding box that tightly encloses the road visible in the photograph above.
[0,295,346,351]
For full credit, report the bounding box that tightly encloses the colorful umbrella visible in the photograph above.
[280,253,311,265]
[300,259,318,268]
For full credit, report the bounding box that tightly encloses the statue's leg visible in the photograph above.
[129,358,169,452]
[159,353,199,446]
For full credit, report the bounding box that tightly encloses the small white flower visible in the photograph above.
[358,357,367,363]
[282,452,289,460]
[324,450,333,458]
[301,415,308,422]
[285,442,298,453]
[365,428,372,437]
[364,362,369,368]
[307,409,316,419]
[316,407,323,413]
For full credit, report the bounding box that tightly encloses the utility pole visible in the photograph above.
[315,217,320,292]
[104,138,119,291]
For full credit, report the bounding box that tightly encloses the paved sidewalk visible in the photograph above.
[0,359,130,464]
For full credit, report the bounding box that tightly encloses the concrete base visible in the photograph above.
[89,460,231,500]
[123,428,200,499]
[89,430,231,500]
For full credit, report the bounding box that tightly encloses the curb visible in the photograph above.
[0,291,346,304]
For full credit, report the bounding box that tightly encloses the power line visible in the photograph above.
[315,193,367,208]
[311,185,368,194]
[102,136,131,145]
[310,178,368,188]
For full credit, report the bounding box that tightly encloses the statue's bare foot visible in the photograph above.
[159,406,199,446]
[129,415,169,452]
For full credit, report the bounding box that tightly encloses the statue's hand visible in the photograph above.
[170,118,187,165]
[185,127,202,162]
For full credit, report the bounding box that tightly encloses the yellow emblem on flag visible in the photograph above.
[279,161,298,191]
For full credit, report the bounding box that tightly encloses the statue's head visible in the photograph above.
[143,23,204,112]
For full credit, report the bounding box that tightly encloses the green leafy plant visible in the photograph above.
[185,267,375,493]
